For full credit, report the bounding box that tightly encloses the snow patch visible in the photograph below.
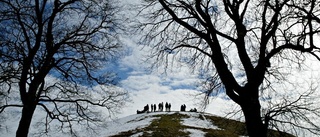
[130,132,143,137]
[185,129,206,137]
[181,112,219,130]
[102,113,160,136]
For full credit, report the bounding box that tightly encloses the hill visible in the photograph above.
[103,111,294,137]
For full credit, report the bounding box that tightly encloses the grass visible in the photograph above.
[142,113,190,137]
[204,115,247,136]
[204,115,295,137]
[109,112,295,137]
[110,113,190,137]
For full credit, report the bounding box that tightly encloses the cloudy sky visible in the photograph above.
[1,1,236,136]
[105,0,235,119]
[2,0,320,136]
[99,0,320,124]
[110,1,320,137]
[114,34,236,118]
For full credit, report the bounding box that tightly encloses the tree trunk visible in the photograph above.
[241,104,267,137]
[239,94,267,137]
[16,103,37,137]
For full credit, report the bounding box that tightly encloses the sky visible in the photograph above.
[1,1,237,136]
[111,32,236,119]
[106,1,320,137]
[2,0,320,136]
[0,33,236,136]
[107,0,237,119]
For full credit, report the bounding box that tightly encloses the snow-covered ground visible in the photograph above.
[102,112,161,136]
[101,111,222,137]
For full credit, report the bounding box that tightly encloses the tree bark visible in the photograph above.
[16,103,37,137]
[241,103,266,137]
[239,87,267,137]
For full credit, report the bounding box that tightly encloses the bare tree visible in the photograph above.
[138,0,320,136]
[0,0,128,136]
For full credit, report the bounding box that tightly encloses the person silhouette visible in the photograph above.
[158,103,161,111]
[181,104,186,111]
[151,104,154,112]
[165,102,169,111]
[161,102,164,111]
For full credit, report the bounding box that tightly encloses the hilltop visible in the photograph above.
[102,111,294,137]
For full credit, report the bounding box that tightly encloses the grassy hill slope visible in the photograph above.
[106,112,294,137]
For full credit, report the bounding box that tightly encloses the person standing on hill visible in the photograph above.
[151,104,154,112]
[180,104,186,111]
[146,104,149,112]
[161,102,164,111]
[165,102,169,111]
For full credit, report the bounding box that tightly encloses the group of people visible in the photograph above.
[137,104,150,114]
[137,102,172,114]
[180,104,187,111]
[137,102,197,114]
[164,102,171,111]
[190,108,197,112]
[180,104,197,112]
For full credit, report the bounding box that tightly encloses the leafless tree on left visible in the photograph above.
[0,0,129,136]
